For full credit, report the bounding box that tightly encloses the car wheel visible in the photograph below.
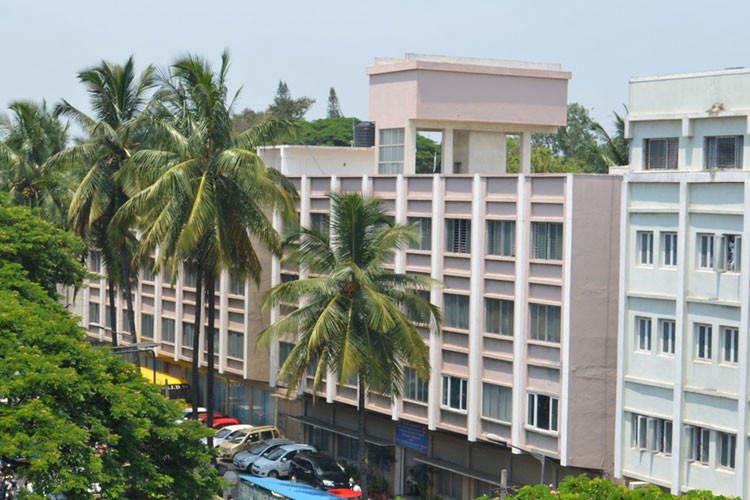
[290,475,298,483]
[269,471,279,479]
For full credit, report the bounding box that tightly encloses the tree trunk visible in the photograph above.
[357,380,368,499]
[121,251,138,343]
[107,281,118,347]
[191,279,203,421]
[206,275,216,451]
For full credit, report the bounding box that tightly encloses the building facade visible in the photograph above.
[615,68,750,497]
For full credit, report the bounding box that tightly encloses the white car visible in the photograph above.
[250,443,316,478]
[200,424,253,447]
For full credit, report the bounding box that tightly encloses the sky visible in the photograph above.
[4,0,750,133]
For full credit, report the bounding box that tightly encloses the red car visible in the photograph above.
[211,417,242,429]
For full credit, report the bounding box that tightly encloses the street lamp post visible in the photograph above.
[486,433,546,486]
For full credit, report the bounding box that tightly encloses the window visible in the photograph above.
[143,259,156,282]
[184,264,198,288]
[487,220,515,257]
[636,317,652,352]
[228,330,243,358]
[531,222,563,260]
[309,213,330,238]
[336,434,358,463]
[183,321,196,348]
[718,234,741,272]
[697,234,714,269]
[406,289,431,326]
[722,327,738,364]
[408,217,432,250]
[378,128,405,174]
[141,313,154,340]
[441,375,468,412]
[719,433,737,469]
[229,273,245,295]
[438,470,462,500]
[632,414,672,454]
[444,294,469,330]
[90,252,102,273]
[662,232,677,267]
[659,319,675,355]
[529,303,561,343]
[161,317,176,343]
[404,367,428,403]
[445,219,471,253]
[644,138,678,170]
[279,341,294,366]
[88,302,100,325]
[637,231,654,265]
[527,393,558,432]
[105,305,114,329]
[484,298,514,336]
[688,426,710,464]
[695,324,712,361]
[705,136,743,169]
[482,383,512,423]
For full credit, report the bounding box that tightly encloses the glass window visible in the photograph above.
[336,434,358,463]
[722,327,738,364]
[719,433,737,469]
[141,313,154,340]
[408,217,432,251]
[378,128,405,174]
[719,235,741,272]
[482,383,512,423]
[229,273,245,295]
[689,426,710,464]
[486,220,515,257]
[695,324,712,361]
[309,213,330,238]
[697,234,714,269]
[527,393,558,432]
[659,319,675,355]
[662,232,677,267]
[143,258,156,282]
[438,470,462,500]
[635,317,652,352]
[279,341,294,366]
[445,219,471,253]
[88,302,100,325]
[484,298,514,336]
[228,330,243,358]
[404,367,428,403]
[444,294,469,330]
[184,264,199,288]
[531,222,563,260]
[705,136,743,169]
[529,303,561,343]
[631,414,672,454]
[644,138,678,169]
[161,317,176,343]
[182,321,196,348]
[90,251,102,273]
[441,375,467,412]
[637,231,654,265]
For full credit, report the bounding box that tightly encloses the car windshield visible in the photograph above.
[227,431,249,444]
[265,447,287,461]
[316,458,344,474]
[215,428,234,439]
[249,442,268,455]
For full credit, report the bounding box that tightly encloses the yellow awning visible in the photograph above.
[140,366,188,386]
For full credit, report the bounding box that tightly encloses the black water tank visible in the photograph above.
[353,121,375,147]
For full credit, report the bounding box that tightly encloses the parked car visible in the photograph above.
[290,452,350,490]
[250,443,316,478]
[211,417,242,429]
[232,438,294,472]
[217,426,281,461]
[200,424,252,447]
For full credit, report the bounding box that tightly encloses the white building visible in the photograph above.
[615,68,750,497]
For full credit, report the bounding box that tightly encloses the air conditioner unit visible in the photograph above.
[628,481,649,490]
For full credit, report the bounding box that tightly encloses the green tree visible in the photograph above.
[415,134,441,173]
[118,51,297,432]
[231,106,267,134]
[267,80,315,120]
[327,87,343,118]
[54,56,157,346]
[259,192,441,498]
[593,106,630,167]
[0,205,222,499]
[0,100,70,226]
[297,117,359,146]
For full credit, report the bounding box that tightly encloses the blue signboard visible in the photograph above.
[396,420,428,454]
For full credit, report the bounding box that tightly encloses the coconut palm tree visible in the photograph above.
[259,192,442,498]
[53,57,157,346]
[0,100,70,226]
[593,106,630,167]
[117,51,298,431]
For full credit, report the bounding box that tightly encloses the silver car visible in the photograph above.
[232,438,293,472]
[250,443,316,478]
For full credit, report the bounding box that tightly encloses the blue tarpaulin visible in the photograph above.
[238,475,341,500]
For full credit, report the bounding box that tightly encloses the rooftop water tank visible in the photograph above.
[353,121,375,147]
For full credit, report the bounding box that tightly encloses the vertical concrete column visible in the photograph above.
[614,177,629,479]
[154,253,163,350]
[269,206,283,387]
[511,175,528,450]
[327,176,339,404]
[219,270,229,374]
[735,181,750,497]
[442,128,454,174]
[428,174,444,430]
[467,174,485,442]
[520,132,532,174]
[403,122,417,175]
[175,266,184,359]
[393,174,407,421]
[559,175,574,466]
[498,133,508,173]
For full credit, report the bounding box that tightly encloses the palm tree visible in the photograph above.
[593,105,630,167]
[259,192,442,498]
[0,100,70,226]
[117,51,298,432]
[53,57,157,346]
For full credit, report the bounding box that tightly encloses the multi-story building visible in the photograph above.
[615,68,750,497]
